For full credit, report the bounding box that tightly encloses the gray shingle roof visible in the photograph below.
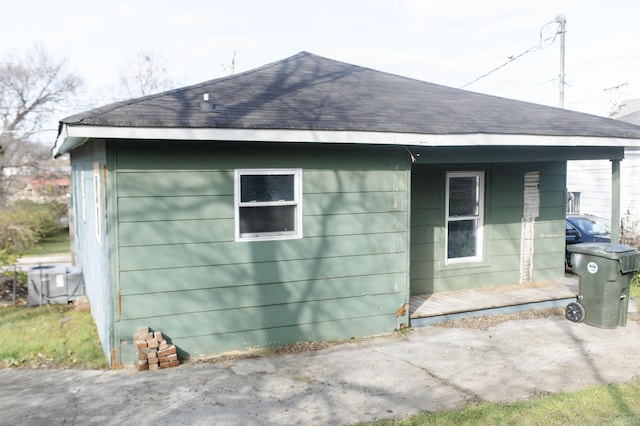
[61,51,640,139]
[619,111,640,125]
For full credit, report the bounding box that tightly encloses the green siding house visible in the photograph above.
[54,52,640,367]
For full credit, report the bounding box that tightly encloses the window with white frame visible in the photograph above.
[566,191,581,214]
[445,171,484,264]
[235,169,302,241]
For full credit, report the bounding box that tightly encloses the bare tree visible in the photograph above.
[118,49,179,98]
[0,45,82,203]
[0,45,82,142]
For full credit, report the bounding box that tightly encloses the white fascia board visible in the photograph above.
[53,124,640,155]
[52,125,88,158]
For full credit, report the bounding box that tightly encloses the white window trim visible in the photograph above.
[93,162,102,244]
[234,168,303,242]
[445,171,485,265]
[80,169,86,223]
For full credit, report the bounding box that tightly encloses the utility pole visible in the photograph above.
[230,51,236,75]
[555,14,566,108]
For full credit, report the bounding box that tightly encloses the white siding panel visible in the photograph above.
[567,153,640,233]
[567,160,611,218]
[622,151,640,224]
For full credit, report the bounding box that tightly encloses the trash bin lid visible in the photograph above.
[568,243,640,273]
[567,242,635,258]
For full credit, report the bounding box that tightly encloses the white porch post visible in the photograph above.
[611,159,621,243]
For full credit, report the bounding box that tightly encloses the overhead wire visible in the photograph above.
[461,19,562,89]
[509,77,558,97]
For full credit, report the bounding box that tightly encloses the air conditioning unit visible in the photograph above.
[27,265,84,306]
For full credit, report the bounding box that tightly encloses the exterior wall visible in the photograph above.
[566,160,611,218]
[69,140,111,361]
[410,161,566,294]
[112,141,410,364]
[622,151,640,240]
[567,152,640,227]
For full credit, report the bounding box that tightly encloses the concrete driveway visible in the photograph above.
[1,314,640,425]
[15,253,72,271]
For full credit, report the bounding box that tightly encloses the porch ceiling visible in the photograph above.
[408,145,625,163]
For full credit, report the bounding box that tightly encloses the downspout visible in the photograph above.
[106,143,123,369]
[400,149,414,329]
[611,159,621,243]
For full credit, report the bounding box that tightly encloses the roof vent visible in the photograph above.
[200,93,216,112]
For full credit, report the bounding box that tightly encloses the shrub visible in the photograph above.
[621,209,640,250]
[0,201,66,266]
[9,200,66,237]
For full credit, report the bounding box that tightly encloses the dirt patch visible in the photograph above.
[269,339,349,354]
[433,306,640,330]
[433,307,567,330]
[0,275,27,306]
[187,336,385,364]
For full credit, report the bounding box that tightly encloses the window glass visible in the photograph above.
[239,205,296,234]
[448,176,478,216]
[447,219,478,259]
[573,217,610,236]
[240,174,294,202]
[235,169,302,241]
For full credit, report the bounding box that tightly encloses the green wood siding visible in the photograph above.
[410,161,566,294]
[113,141,410,362]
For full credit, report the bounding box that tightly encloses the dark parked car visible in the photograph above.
[565,214,611,267]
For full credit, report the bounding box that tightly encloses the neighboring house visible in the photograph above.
[567,98,640,241]
[11,174,70,203]
[53,52,640,367]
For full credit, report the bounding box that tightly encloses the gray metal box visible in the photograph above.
[28,265,85,306]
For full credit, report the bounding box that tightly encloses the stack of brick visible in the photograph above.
[133,326,179,371]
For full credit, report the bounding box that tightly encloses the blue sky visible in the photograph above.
[3,0,640,137]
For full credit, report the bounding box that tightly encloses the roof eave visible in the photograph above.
[52,124,640,153]
[52,123,89,158]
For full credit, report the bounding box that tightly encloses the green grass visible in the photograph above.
[361,380,640,425]
[21,229,70,256]
[0,304,107,369]
[363,275,640,425]
[1,305,639,424]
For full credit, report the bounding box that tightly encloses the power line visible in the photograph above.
[461,19,562,89]
[509,77,558,97]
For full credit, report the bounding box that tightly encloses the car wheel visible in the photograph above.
[566,302,585,323]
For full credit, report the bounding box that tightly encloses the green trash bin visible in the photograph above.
[566,243,640,328]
